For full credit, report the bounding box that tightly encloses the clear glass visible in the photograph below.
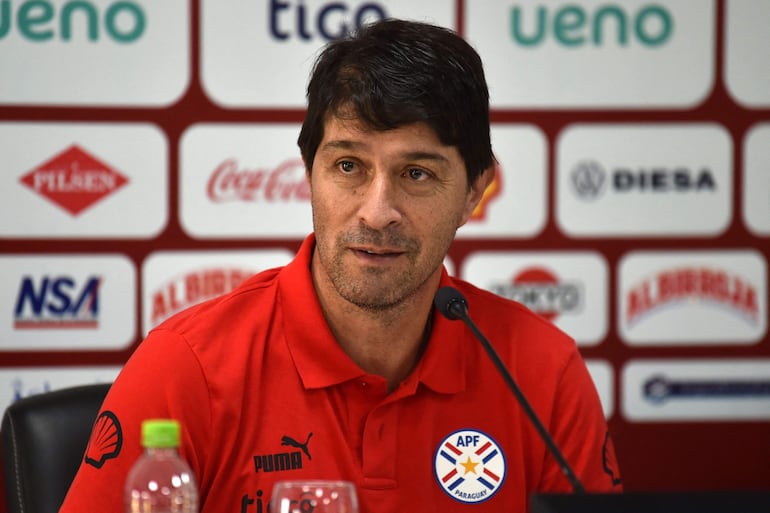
[271,480,359,513]
[124,447,199,513]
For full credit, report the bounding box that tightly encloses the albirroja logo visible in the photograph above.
[19,144,129,216]
[150,268,255,327]
[626,267,760,326]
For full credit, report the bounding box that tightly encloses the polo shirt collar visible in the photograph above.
[280,234,467,395]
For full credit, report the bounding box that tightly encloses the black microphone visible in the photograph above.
[434,285,585,494]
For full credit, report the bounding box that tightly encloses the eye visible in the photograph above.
[338,160,356,174]
[406,167,430,181]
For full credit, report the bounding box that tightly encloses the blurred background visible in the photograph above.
[1,0,769,507]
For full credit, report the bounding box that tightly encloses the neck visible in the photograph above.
[333,308,432,392]
[311,253,438,392]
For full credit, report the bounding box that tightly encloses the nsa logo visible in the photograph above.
[434,429,506,504]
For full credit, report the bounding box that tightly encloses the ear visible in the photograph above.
[303,156,311,181]
[458,164,496,227]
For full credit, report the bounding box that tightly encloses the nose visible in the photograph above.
[356,173,403,230]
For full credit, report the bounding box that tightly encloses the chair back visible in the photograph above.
[2,383,111,513]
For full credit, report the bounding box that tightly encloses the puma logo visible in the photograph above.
[281,432,313,461]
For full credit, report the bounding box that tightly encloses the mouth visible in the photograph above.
[351,246,405,262]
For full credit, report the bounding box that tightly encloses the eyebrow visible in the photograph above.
[319,139,451,164]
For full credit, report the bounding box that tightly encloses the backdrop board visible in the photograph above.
[1,1,769,509]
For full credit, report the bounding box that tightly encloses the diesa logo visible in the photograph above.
[510,3,673,48]
[14,275,100,329]
[0,0,146,43]
[268,0,387,41]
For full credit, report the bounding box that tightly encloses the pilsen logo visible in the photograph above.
[626,267,759,326]
[19,144,129,216]
[470,162,502,221]
[150,268,255,327]
[206,158,310,203]
[489,267,583,322]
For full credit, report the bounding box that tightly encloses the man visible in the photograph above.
[61,19,621,513]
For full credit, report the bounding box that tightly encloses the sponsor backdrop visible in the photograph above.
[1,0,768,503]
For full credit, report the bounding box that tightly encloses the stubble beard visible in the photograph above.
[322,228,443,314]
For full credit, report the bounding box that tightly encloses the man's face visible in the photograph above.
[308,115,488,311]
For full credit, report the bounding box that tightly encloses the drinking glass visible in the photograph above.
[270,480,359,513]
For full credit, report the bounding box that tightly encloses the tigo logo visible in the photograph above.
[201,2,452,107]
[269,0,387,41]
[0,0,146,43]
[19,144,129,216]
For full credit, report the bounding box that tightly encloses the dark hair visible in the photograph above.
[297,18,494,186]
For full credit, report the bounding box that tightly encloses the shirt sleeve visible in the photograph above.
[59,329,212,513]
[538,348,623,493]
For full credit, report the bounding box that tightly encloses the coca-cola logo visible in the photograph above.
[206,158,310,203]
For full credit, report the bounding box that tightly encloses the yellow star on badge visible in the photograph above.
[460,456,479,475]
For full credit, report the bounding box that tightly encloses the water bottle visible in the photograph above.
[125,419,199,513]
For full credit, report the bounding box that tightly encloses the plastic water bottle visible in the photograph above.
[125,419,199,513]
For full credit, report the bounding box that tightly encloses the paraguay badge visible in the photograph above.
[434,429,507,504]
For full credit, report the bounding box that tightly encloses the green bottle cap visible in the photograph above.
[141,419,181,448]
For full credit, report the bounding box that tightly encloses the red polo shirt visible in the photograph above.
[61,234,621,513]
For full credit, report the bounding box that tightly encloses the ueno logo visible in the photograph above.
[269,0,387,41]
[0,0,146,43]
[511,3,673,47]
[14,275,100,329]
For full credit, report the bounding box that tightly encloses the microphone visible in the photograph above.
[434,285,585,494]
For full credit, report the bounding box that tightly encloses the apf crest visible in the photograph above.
[434,429,506,504]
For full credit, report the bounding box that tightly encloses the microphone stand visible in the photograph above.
[445,293,586,494]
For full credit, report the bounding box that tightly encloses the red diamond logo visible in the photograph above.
[20,144,129,216]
